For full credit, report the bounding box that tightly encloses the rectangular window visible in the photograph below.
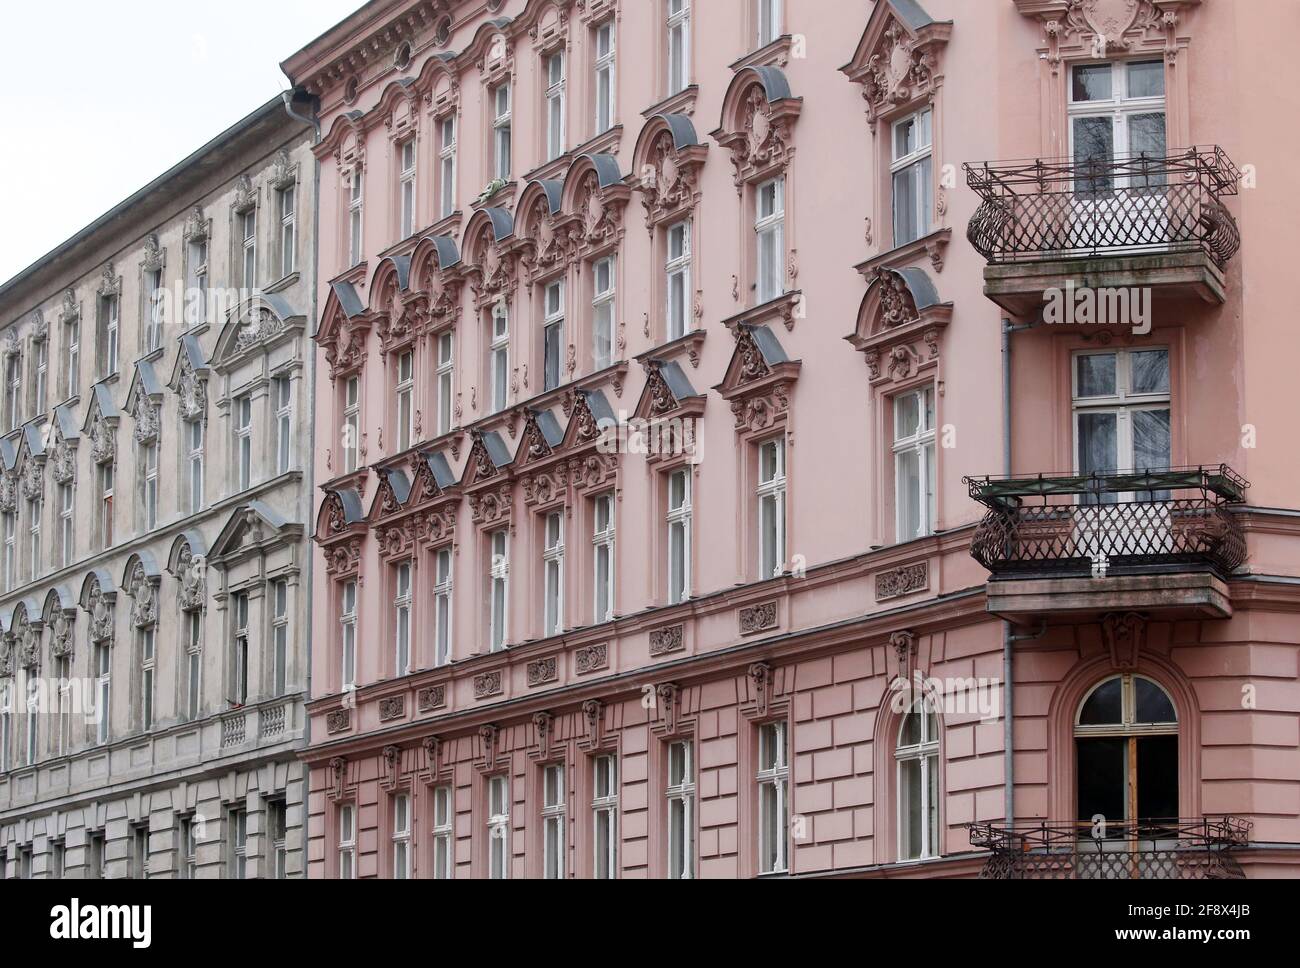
[891,107,933,247]
[439,117,457,219]
[338,804,356,879]
[392,793,411,879]
[272,579,289,696]
[98,463,114,548]
[433,546,453,667]
[542,763,566,879]
[181,816,198,879]
[273,376,292,474]
[187,418,204,512]
[436,333,454,436]
[432,785,454,879]
[25,681,38,765]
[94,641,111,745]
[187,239,209,326]
[349,171,364,267]
[400,140,417,239]
[592,754,618,879]
[543,280,564,392]
[104,295,120,377]
[185,611,202,721]
[490,303,510,413]
[268,799,287,879]
[489,529,509,652]
[667,740,695,879]
[4,355,19,432]
[143,441,158,530]
[140,626,155,730]
[87,833,105,879]
[755,177,785,303]
[144,268,164,352]
[757,0,783,48]
[241,209,257,288]
[2,513,14,593]
[758,438,787,579]
[757,721,789,874]
[51,840,65,879]
[59,482,74,567]
[546,51,566,160]
[1073,348,1171,500]
[493,84,513,181]
[35,337,49,412]
[229,808,248,879]
[666,221,691,341]
[28,496,41,579]
[343,376,361,473]
[1069,60,1166,199]
[667,0,690,96]
[592,492,615,624]
[232,591,249,706]
[279,184,297,278]
[396,350,414,451]
[893,385,937,541]
[67,319,80,397]
[594,22,616,134]
[394,561,412,676]
[0,708,11,774]
[341,580,357,691]
[592,257,615,370]
[667,469,691,604]
[488,775,510,879]
[235,394,252,491]
[132,825,150,879]
[543,512,564,637]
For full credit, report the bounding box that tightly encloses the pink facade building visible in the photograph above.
[284,0,1300,879]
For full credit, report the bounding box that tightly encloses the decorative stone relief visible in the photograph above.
[876,562,929,601]
[527,656,558,687]
[739,602,779,636]
[574,642,608,675]
[417,685,447,712]
[649,624,685,657]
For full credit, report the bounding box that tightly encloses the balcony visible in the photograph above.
[968,818,1251,880]
[966,465,1248,621]
[964,147,1241,316]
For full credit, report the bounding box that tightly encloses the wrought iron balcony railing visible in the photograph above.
[965,465,1248,579]
[964,146,1241,268]
[968,818,1251,880]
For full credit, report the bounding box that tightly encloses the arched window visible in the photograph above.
[1075,674,1178,828]
[896,696,939,860]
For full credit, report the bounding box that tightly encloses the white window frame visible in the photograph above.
[546,50,566,160]
[594,22,616,135]
[592,492,615,624]
[756,0,783,48]
[268,800,287,880]
[140,625,155,730]
[58,481,74,567]
[667,739,695,879]
[1067,59,1167,180]
[232,591,249,707]
[541,763,566,880]
[488,775,510,879]
[666,469,691,604]
[436,332,454,436]
[235,393,253,491]
[890,106,933,248]
[271,579,289,696]
[396,350,414,452]
[757,720,789,874]
[94,641,111,746]
[592,256,615,370]
[439,116,457,220]
[543,511,564,637]
[399,140,418,239]
[757,437,787,579]
[181,816,198,880]
[666,220,692,341]
[338,804,357,879]
[4,355,19,432]
[28,494,41,579]
[392,792,411,879]
[433,546,453,667]
[489,529,509,652]
[241,209,257,288]
[493,84,513,181]
[667,0,691,96]
[490,303,510,413]
[592,754,618,879]
[394,560,412,676]
[67,319,80,397]
[348,170,364,268]
[432,785,454,879]
[142,440,159,531]
[896,697,940,861]
[341,580,357,691]
[105,295,120,377]
[755,177,786,304]
[35,336,49,411]
[543,280,564,393]
[342,376,361,474]
[185,610,202,721]
[97,462,114,548]
[1071,347,1171,493]
[230,808,248,879]
[278,184,297,278]
[274,376,292,474]
[2,512,14,592]
[893,385,937,542]
[186,417,204,513]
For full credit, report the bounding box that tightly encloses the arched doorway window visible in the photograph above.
[897,697,939,860]
[1075,674,1178,828]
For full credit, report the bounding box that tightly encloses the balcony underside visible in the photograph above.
[985,572,1232,623]
[980,847,1246,880]
[982,250,1227,317]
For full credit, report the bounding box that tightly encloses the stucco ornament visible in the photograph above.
[0,638,12,677]
[877,267,919,328]
[235,307,286,354]
[18,621,41,671]
[50,424,76,485]
[0,470,16,514]
[175,353,208,422]
[129,565,159,629]
[89,411,115,465]
[49,609,74,660]
[87,583,115,646]
[1,328,19,361]
[726,87,794,189]
[133,395,160,445]
[20,455,43,502]
[178,547,207,612]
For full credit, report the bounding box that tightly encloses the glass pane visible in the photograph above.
[894,391,920,441]
[925,754,938,855]
[1076,737,1127,826]
[1077,354,1117,398]
[1135,677,1177,725]
[899,706,922,747]
[1137,735,1178,823]
[1077,411,1118,476]
[1072,63,1113,102]
[900,759,922,859]
[1079,677,1124,725]
[760,783,778,871]
[897,449,921,539]
[1128,113,1166,192]
[1073,116,1115,195]
[1132,409,1170,473]
[1127,60,1165,99]
[545,819,560,877]
[1130,349,1169,394]
[892,167,918,245]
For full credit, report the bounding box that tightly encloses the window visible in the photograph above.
[594,22,616,134]
[5,352,20,431]
[1070,60,1166,198]
[58,482,73,567]
[1073,348,1171,499]
[144,268,164,352]
[592,257,615,370]
[433,547,453,667]
[757,721,789,873]
[273,376,292,474]
[338,804,357,879]
[240,209,257,288]
[893,385,937,541]
[756,0,783,48]
[396,351,414,451]
[97,463,114,548]
[666,469,691,604]
[399,140,417,239]
[181,816,198,879]
[348,171,364,267]
[487,775,510,879]
[543,512,564,637]
[2,512,13,592]
[340,580,357,691]
[94,641,111,745]
[132,824,150,879]
[592,492,615,624]
[891,107,933,247]
[394,561,412,676]
[272,579,289,696]
[432,786,453,879]
[50,839,65,879]
[67,319,80,397]
[142,440,159,530]
[268,799,287,879]
[542,763,566,879]
[25,680,38,766]
[232,591,249,707]
[140,625,156,730]
[229,808,248,879]
[436,332,454,436]
[185,611,202,721]
[439,116,457,219]
[667,0,690,96]
[392,793,412,879]
[28,495,41,579]
[755,177,785,303]
[54,656,69,757]
[543,281,564,392]
[757,438,786,579]
[35,336,48,413]
[234,394,252,491]
[896,697,940,861]
[87,833,106,879]
[490,303,509,413]
[343,376,361,473]
[186,418,204,512]
[0,707,10,773]
[103,295,120,377]
[666,221,691,341]
[546,51,566,160]
[489,529,509,652]
[493,84,512,181]
[278,184,297,278]
[592,754,618,879]
[1076,674,1178,827]
[187,239,209,326]
[667,740,695,879]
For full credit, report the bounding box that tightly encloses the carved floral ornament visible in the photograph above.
[48,605,75,660]
[712,74,802,193]
[83,579,116,647]
[132,393,160,446]
[0,468,16,515]
[1027,0,1186,70]
[848,266,951,388]
[841,2,951,130]
[233,306,289,356]
[127,563,160,629]
[20,451,44,502]
[635,124,707,232]
[175,543,207,612]
[88,409,116,466]
[714,324,801,434]
[50,421,76,485]
[174,352,208,423]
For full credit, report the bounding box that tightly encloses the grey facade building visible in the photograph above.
[0,98,317,878]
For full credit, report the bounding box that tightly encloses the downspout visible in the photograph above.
[1002,318,1014,831]
[282,87,321,877]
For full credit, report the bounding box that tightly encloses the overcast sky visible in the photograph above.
[0,0,363,287]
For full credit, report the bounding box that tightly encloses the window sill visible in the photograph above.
[857,228,952,278]
[261,271,301,295]
[642,86,699,119]
[730,35,795,73]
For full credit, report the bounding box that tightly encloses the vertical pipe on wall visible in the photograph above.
[1001,317,1014,830]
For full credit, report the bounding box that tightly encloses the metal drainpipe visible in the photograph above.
[1002,317,1014,830]
[281,87,321,878]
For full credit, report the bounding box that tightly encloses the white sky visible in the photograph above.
[0,0,363,286]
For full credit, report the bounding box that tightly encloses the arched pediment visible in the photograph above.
[370,256,424,351]
[713,324,802,434]
[167,530,208,612]
[316,487,367,542]
[410,236,463,326]
[632,114,707,230]
[559,154,630,257]
[121,550,162,592]
[319,111,367,168]
[376,78,420,128]
[80,568,117,647]
[847,266,951,387]
[316,282,371,380]
[462,17,516,75]
[212,292,305,370]
[516,178,571,283]
[712,66,802,191]
[168,334,209,423]
[463,208,518,307]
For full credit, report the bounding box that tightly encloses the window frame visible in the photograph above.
[541,762,566,880]
[754,177,786,304]
[593,20,616,135]
[591,255,616,371]
[493,83,513,182]
[895,697,940,862]
[591,491,615,624]
[757,720,789,874]
[892,384,937,542]
[591,753,619,879]
[757,437,787,579]
[890,106,934,248]
[666,468,691,605]
[666,0,691,96]
[666,739,695,879]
